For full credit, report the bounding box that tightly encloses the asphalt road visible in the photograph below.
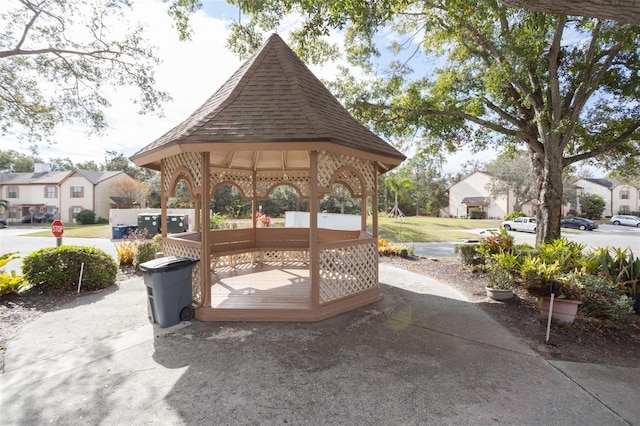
[1,223,638,274]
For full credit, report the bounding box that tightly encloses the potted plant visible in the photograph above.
[519,239,586,324]
[520,262,584,324]
[484,251,520,300]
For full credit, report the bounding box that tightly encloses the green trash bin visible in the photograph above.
[138,213,161,237]
[166,214,188,234]
[139,256,199,327]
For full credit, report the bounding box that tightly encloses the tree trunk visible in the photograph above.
[531,149,564,245]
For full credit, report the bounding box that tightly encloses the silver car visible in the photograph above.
[610,214,640,227]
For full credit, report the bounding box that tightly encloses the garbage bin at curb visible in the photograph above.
[139,256,199,328]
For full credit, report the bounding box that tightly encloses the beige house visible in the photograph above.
[0,163,139,223]
[447,171,538,219]
[573,178,640,217]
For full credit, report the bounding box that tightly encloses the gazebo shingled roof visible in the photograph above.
[130,33,405,170]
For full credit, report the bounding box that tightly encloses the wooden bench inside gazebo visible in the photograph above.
[130,34,405,322]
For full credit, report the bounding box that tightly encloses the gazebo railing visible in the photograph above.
[318,238,378,304]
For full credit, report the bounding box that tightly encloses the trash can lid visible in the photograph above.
[139,256,199,273]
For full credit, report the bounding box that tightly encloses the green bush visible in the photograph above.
[22,246,117,292]
[0,252,25,296]
[580,275,634,322]
[504,211,525,221]
[454,243,483,266]
[133,241,162,270]
[75,209,96,225]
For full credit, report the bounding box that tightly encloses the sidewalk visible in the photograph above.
[0,264,638,425]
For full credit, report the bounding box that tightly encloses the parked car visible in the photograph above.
[610,214,640,227]
[21,213,54,223]
[560,217,598,231]
[0,218,6,229]
[501,216,537,233]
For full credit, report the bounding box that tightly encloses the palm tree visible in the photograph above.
[385,176,413,218]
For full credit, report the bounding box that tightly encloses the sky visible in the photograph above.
[7,0,495,174]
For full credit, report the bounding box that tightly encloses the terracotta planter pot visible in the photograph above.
[485,286,514,301]
[539,297,581,324]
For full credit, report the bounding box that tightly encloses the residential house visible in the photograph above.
[0,163,141,223]
[447,171,529,219]
[573,178,640,216]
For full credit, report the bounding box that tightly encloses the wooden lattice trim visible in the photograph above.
[256,172,311,199]
[318,241,378,304]
[318,151,376,193]
[210,249,309,272]
[210,169,254,198]
[162,153,202,193]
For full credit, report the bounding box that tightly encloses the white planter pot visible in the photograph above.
[485,286,514,301]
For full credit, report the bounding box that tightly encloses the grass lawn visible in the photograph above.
[18,216,502,243]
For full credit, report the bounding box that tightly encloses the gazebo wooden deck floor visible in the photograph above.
[210,265,310,310]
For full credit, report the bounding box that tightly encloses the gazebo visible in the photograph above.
[130,34,406,322]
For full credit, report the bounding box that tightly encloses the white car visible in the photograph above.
[610,214,640,227]
[501,216,537,233]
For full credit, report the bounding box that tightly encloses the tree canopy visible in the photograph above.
[226,0,640,244]
[0,0,197,143]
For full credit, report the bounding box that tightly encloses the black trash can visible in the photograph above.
[139,256,199,327]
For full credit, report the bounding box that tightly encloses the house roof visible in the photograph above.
[461,196,490,205]
[0,170,125,185]
[130,33,405,171]
[578,178,615,189]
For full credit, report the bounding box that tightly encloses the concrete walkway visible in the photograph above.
[1,264,638,425]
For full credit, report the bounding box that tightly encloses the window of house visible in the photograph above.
[71,186,84,198]
[7,187,18,198]
[620,187,629,199]
[620,205,630,213]
[71,206,83,220]
[45,186,57,198]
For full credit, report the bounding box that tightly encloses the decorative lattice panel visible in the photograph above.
[162,240,203,306]
[333,168,363,196]
[210,169,254,198]
[210,250,309,271]
[162,153,202,193]
[256,172,311,199]
[259,250,309,266]
[318,151,376,193]
[319,242,378,304]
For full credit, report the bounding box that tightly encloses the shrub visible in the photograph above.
[475,228,515,264]
[133,241,162,270]
[114,240,137,266]
[580,275,634,322]
[454,243,482,266]
[578,193,606,220]
[211,213,233,229]
[22,246,117,292]
[504,211,525,221]
[75,209,96,225]
[378,239,410,257]
[0,252,25,296]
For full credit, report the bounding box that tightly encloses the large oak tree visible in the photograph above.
[226,0,640,245]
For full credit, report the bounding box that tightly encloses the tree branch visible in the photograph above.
[563,120,640,166]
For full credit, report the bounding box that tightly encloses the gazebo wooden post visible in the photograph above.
[309,151,320,311]
[252,170,257,233]
[373,173,379,238]
[194,199,201,232]
[160,178,168,238]
[200,152,212,308]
